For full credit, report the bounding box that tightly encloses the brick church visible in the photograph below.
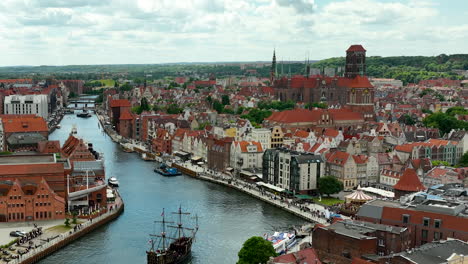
[272,45,375,120]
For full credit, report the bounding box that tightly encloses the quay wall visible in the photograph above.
[19,203,124,264]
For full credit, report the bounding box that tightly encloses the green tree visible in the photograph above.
[140,97,150,112]
[237,236,277,264]
[318,176,344,197]
[72,212,78,224]
[431,160,450,166]
[221,94,230,105]
[213,100,224,113]
[166,104,183,114]
[401,114,416,125]
[305,102,328,109]
[64,218,70,227]
[206,95,213,104]
[458,151,468,167]
[423,111,468,135]
[69,91,76,98]
[120,82,133,92]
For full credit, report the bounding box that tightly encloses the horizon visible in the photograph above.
[0,0,467,66]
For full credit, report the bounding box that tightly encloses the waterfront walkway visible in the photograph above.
[176,162,336,225]
[0,190,123,264]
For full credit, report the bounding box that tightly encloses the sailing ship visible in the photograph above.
[147,207,198,264]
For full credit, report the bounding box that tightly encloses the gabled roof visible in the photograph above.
[347,44,366,52]
[1,116,48,133]
[110,99,131,108]
[119,109,133,120]
[393,168,425,192]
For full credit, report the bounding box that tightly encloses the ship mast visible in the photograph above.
[170,205,190,239]
[150,208,174,252]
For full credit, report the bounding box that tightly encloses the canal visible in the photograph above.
[40,112,305,264]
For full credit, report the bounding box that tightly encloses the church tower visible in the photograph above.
[270,49,277,83]
[345,45,366,78]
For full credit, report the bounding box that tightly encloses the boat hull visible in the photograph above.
[147,237,193,264]
[154,169,182,177]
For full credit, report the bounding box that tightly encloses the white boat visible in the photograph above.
[265,232,297,255]
[56,124,61,129]
[108,177,119,187]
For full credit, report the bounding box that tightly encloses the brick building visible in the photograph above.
[273,45,374,120]
[393,168,425,199]
[152,129,172,155]
[109,99,131,134]
[207,137,233,171]
[0,178,66,222]
[356,199,468,248]
[313,219,410,263]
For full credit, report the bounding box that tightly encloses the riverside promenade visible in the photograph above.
[0,191,124,264]
[95,111,341,225]
[172,162,337,225]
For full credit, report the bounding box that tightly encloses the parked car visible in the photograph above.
[9,231,26,237]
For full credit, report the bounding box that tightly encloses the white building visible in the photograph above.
[247,128,271,151]
[4,94,48,118]
[0,118,4,151]
[230,141,263,171]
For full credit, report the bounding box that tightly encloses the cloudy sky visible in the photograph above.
[0,0,467,66]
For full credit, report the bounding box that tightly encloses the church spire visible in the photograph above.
[270,49,277,83]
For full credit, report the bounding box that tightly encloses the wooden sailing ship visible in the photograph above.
[147,207,198,264]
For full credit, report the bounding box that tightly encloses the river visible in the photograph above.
[39,111,305,264]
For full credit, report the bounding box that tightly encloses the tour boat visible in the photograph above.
[265,231,297,255]
[147,207,198,264]
[154,163,181,177]
[77,110,91,118]
[108,177,120,187]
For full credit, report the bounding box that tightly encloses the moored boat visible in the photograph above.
[154,163,182,177]
[265,231,297,255]
[120,142,134,153]
[108,177,119,187]
[147,207,198,264]
[77,110,92,118]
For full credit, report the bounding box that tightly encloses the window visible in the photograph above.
[402,214,409,224]
[422,229,428,240]
[434,219,441,228]
[378,239,385,246]
[434,232,442,241]
[423,217,430,227]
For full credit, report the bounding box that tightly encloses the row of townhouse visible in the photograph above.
[395,138,464,165]
[325,151,379,190]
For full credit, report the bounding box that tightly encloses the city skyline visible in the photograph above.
[0,0,467,66]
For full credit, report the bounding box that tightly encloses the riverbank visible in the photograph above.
[94,112,334,225]
[5,191,124,264]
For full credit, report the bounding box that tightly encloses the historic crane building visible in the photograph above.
[273,45,375,120]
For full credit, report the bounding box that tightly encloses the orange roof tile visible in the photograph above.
[110,99,131,108]
[2,116,48,133]
[393,168,425,192]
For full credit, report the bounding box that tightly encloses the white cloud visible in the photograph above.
[0,0,466,65]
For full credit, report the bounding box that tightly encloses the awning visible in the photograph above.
[226,167,234,171]
[256,182,285,192]
[191,156,202,161]
[295,194,314,200]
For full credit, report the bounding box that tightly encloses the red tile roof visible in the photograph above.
[347,44,366,52]
[1,116,48,133]
[110,99,131,108]
[119,109,133,120]
[234,141,263,152]
[393,168,425,192]
[327,151,350,166]
[0,163,64,176]
[273,248,321,264]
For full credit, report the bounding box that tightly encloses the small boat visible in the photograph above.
[265,231,297,255]
[108,177,119,187]
[56,124,61,129]
[154,163,181,177]
[120,142,134,153]
[142,152,156,161]
[147,207,198,264]
[77,110,91,118]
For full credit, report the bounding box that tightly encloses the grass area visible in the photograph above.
[91,79,115,87]
[0,151,13,155]
[0,239,18,248]
[313,197,344,206]
[46,225,73,233]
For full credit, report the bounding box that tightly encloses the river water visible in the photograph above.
[39,111,305,264]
